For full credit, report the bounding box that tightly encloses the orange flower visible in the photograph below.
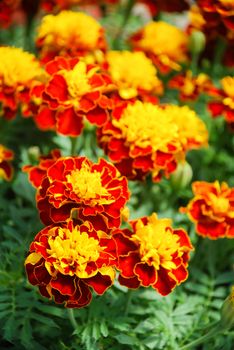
[169,70,214,101]
[36,10,107,63]
[30,57,113,136]
[97,101,207,182]
[25,220,117,308]
[0,47,44,120]
[113,213,193,295]
[208,76,234,127]
[130,21,188,73]
[23,149,61,188]
[181,181,234,239]
[0,144,14,181]
[138,0,189,16]
[37,156,129,231]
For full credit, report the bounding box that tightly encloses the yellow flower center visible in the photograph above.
[66,162,114,204]
[208,193,230,215]
[106,51,162,99]
[131,213,181,270]
[37,11,102,51]
[138,21,188,63]
[46,226,103,278]
[0,47,43,87]
[163,105,208,149]
[113,101,180,152]
[222,77,234,98]
[62,61,94,99]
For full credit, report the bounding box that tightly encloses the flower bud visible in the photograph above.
[189,31,206,55]
[220,287,234,330]
[170,161,193,190]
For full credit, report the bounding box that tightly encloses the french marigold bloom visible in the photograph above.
[37,156,129,231]
[181,181,234,239]
[105,50,163,100]
[130,21,188,73]
[169,71,214,102]
[36,11,107,63]
[198,0,234,31]
[139,0,189,16]
[113,213,193,295]
[0,144,14,181]
[23,149,61,188]
[208,76,234,126]
[98,101,207,182]
[25,220,117,308]
[0,47,43,120]
[31,57,113,136]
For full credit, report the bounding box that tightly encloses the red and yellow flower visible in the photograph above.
[130,21,188,73]
[0,144,14,181]
[169,71,214,102]
[37,156,129,231]
[36,10,107,63]
[23,149,61,188]
[113,213,193,295]
[98,101,207,182]
[25,220,117,308]
[208,76,234,126]
[30,56,113,136]
[138,0,189,17]
[181,181,234,239]
[105,50,163,100]
[0,47,44,120]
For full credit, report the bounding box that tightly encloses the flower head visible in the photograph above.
[0,144,14,181]
[106,50,163,100]
[181,181,234,239]
[0,47,43,120]
[36,11,107,63]
[25,220,117,308]
[130,21,188,73]
[30,57,113,136]
[113,213,193,295]
[98,101,207,182]
[37,156,129,231]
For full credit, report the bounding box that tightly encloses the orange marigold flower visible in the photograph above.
[181,181,234,239]
[169,70,214,101]
[138,0,189,16]
[198,0,234,31]
[0,47,44,120]
[208,76,234,127]
[36,10,107,63]
[105,50,163,100]
[97,101,207,182]
[113,213,193,295]
[30,56,113,136]
[22,149,61,188]
[130,21,188,73]
[37,156,129,231]
[25,220,117,308]
[0,144,14,181]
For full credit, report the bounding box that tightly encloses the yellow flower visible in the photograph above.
[106,50,163,99]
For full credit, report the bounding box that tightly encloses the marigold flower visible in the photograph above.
[36,10,107,63]
[208,76,234,127]
[105,50,163,100]
[25,220,117,308]
[98,101,207,182]
[0,144,14,181]
[181,181,234,239]
[139,0,189,16]
[30,57,113,136]
[0,0,21,28]
[23,149,61,188]
[130,21,188,73]
[0,47,43,120]
[169,71,214,102]
[113,213,193,295]
[37,156,129,231]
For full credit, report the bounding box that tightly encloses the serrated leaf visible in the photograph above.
[114,334,137,345]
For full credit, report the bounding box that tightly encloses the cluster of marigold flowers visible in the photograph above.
[22,152,193,307]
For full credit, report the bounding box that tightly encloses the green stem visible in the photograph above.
[191,52,199,76]
[67,309,78,331]
[112,0,135,49]
[212,37,227,76]
[70,136,78,156]
[180,322,222,349]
